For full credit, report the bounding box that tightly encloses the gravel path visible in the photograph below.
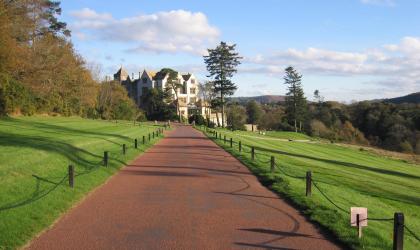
[28,125,342,250]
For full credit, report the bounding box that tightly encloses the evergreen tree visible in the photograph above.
[246,100,262,131]
[284,66,307,132]
[203,41,242,127]
[158,68,182,122]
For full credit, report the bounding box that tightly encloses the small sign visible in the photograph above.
[351,207,368,227]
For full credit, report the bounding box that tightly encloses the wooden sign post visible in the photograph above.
[351,207,368,238]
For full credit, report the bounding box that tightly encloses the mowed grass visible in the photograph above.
[202,127,420,250]
[0,116,164,249]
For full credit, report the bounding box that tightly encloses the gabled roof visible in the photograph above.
[144,70,156,79]
[153,71,168,81]
[115,67,128,77]
[182,73,192,81]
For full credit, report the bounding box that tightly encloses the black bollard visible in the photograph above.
[68,165,74,188]
[271,156,275,173]
[393,213,404,250]
[306,171,312,196]
[103,151,108,167]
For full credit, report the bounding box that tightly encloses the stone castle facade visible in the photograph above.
[114,67,211,119]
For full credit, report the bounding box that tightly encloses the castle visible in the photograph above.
[113,67,211,119]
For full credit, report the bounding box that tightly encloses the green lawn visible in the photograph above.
[201,127,420,250]
[216,128,313,140]
[0,116,164,249]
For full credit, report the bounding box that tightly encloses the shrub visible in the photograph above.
[0,75,36,116]
[400,141,413,154]
[188,114,206,125]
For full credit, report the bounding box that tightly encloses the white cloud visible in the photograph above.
[69,8,220,55]
[70,8,112,20]
[243,36,420,94]
[360,0,395,6]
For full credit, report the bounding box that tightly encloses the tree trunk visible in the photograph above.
[221,92,225,128]
[294,119,297,133]
[216,111,220,127]
[252,124,254,132]
[177,100,181,123]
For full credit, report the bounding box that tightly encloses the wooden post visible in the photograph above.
[251,147,255,161]
[393,212,404,250]
[271,156,275,173]
[230,138,233,147]
[103,151,108,167]
[153,131,155,139]
[148,133,151,141]
[134,139,138,149]
[143,136,145,144]
[122,144,126,155]
[224,135,226,143]
[68,165,74,188]
[357,214,362,238]
[306,171,312,196]
[239,141,242,152]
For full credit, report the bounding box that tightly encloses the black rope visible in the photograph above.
[273,162,305,179]
[368,217,394,221]
[312,180,350,214]
[0,173,69,212]
[405,225,420,242]
[255,154,271,164]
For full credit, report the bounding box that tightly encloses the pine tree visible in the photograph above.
[246,100,262,132]
[284,66,307,132]
[203,41,242,127]
[158,68,182,122]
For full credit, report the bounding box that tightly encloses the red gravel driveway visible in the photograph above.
[28,125,343,250]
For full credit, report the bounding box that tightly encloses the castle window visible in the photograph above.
[190,88,196,94]
[190,97,196,103]
[142,78,147,84]
[191,79,195,84]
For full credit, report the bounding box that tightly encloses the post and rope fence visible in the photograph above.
[204,128,420,248]
[0,124,167,213]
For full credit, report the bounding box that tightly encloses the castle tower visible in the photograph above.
[113,66,129,82]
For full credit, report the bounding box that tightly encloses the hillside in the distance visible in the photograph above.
[229,95,286,104]
[383,92,420,104]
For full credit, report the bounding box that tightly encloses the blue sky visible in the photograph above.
[60,0,420,101]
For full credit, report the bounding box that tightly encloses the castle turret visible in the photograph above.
[113,66,129,82]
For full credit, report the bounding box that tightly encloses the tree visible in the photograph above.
[284,66,307,132]
[246,100,262,131]
[141,88,177,121]
[227,104,246,130]
[198,81,216,124]
[158,68,182,122]
[313,89,324,103]
[203,41,242,127]
[97,81,138,120]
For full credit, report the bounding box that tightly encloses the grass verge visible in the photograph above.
[198,126,420,250]
[0,116,166,249]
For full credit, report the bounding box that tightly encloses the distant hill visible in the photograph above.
[228,95,286,104]
[383,92,420,104]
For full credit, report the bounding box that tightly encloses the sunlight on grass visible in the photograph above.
[0,116,165,249]
[201,127,420,250]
